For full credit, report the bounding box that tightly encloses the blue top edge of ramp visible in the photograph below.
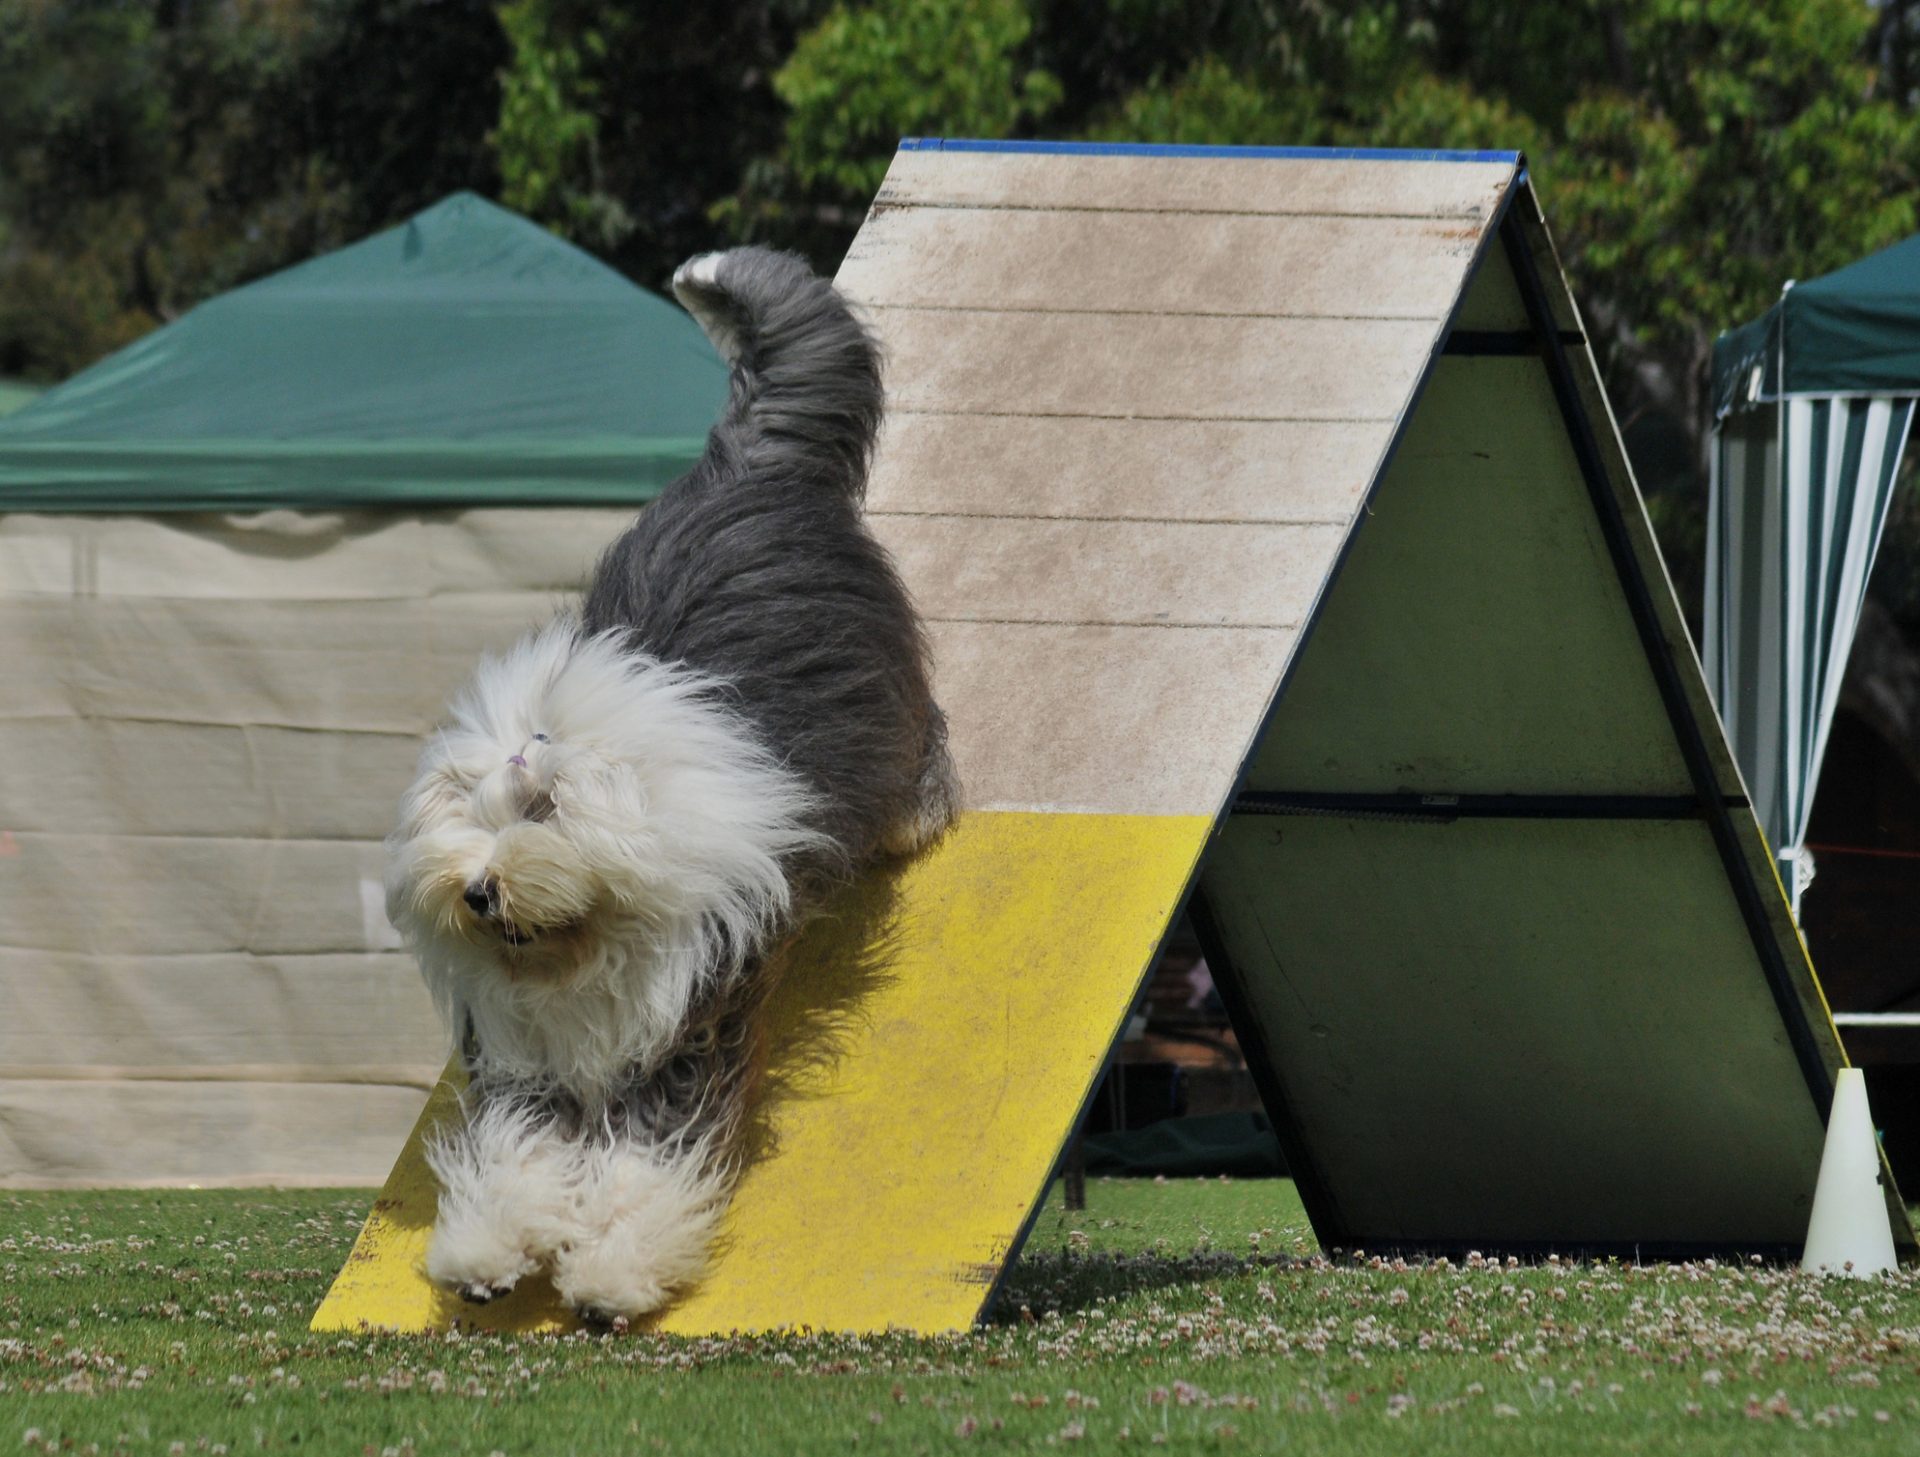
[899,137,1522,164]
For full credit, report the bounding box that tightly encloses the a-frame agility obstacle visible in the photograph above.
[314,140,1913,1337]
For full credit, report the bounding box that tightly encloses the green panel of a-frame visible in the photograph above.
[1197,186,1915,1258]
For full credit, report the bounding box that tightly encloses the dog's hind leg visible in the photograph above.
[882,706,960,858]
[425,1097,578,1304]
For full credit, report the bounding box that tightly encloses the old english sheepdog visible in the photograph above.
[384,248,958,1323]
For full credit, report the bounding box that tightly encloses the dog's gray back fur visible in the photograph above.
[581,247,943,898]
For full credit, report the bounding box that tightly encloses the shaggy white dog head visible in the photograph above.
[386,622,817,1094]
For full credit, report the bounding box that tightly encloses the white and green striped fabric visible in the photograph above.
[1705,395,1915,906]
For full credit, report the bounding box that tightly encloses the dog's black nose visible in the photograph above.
[463,880,495,918]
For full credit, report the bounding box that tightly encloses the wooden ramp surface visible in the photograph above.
[314,142,1515,1333]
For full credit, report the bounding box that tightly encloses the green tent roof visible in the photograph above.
[0,193,728,511]
[1713,232,1920,417]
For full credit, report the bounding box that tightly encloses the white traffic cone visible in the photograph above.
[1801,1068,1898,1278]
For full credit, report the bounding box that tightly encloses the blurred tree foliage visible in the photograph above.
[0,0,506,378]
[4,0,1920,626]
[777,0,1061,195]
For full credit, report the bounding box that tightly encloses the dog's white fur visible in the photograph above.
[423,1097,732,1315]
[387,623,821,1311]
[389,622,818,1096]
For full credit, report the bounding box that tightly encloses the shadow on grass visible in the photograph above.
[990,1247,1309,1322]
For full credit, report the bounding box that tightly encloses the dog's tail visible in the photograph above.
[672,247,883,503]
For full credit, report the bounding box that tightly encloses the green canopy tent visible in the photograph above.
[0,192,727,509]
[1707,236,1920,911]
[0,195,728,1188]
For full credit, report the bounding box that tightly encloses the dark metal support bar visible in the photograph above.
[1443,328,1585,356]
[1232,790,1743,821]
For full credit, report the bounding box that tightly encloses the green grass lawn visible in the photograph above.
[3,1179,1916,1454]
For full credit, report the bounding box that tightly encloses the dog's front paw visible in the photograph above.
[553,1238,684,1325]
[426,1220,540,1305]
[453,1276,520,1306]
[571,1304,631,1334]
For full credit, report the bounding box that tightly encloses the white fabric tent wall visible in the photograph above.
[0,507,631,1186]
[1705,395,1915,907]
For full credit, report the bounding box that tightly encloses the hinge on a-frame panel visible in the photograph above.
[1229,790,1749,823]
[1444,329,1587,355]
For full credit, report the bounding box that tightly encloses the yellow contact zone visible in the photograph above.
[310,808,1213,1335]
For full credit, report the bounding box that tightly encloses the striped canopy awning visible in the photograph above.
[1706,382,1915,907]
